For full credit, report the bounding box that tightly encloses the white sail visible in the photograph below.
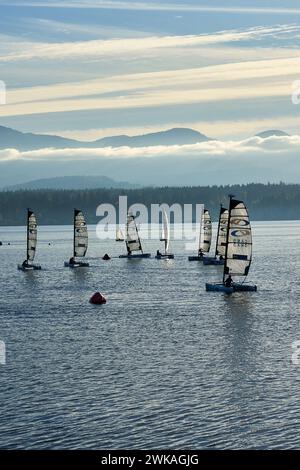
[126,213,142,253]
[160,209,170,254]
[27,210,37,261]
[116,226,124,241]
[199,209,212,253]
[224,199,252,278]
[216,207,229,257]
[74,209,88,258]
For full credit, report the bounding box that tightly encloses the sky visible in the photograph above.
[0,0,300,185]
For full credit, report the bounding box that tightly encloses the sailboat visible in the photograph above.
[64,209,89,268]
[206,196,257,293]
[203,205,228,265]
[18,209,41,271]
[155,209,174,259]
[115,226,125,242]
[119,212,151,259]
[188,209,212,261]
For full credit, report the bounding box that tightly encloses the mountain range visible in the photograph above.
[0,126,211,151]
[5,175,138,191]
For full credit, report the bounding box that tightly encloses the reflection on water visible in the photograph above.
[0,222,300,449]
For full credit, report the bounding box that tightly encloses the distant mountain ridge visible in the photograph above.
[256,130,290,138]
[0,125,292,151]
[0,126,211,151]
[4,175,139,191]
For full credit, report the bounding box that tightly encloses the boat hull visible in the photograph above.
[155,254,174,259]
[64,261,90,268]
[119,253,151,259]
[203,257,224,266]
[18,264,41,271]
[206,283,233,294]
[206,282,257,293]
[188,256,203,261]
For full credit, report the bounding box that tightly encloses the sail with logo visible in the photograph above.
[203,205,228,265]
[188,208,212,261]
[64,209,89,267]
[206,196,257,293]
[18,209,41,271]
[119,212,151,259]
[155,208,174,259]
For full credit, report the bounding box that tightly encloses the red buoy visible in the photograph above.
[89,292,106,305]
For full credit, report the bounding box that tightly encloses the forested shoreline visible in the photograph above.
[0,183,299,225]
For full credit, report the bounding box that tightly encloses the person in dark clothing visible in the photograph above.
[69,256,76,265]
[22,259,29,268]
[198,249,204,259]
[156,249,162,257]
[225,275,233,288]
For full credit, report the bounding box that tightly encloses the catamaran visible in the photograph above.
[116,226,125,242]
[206,196,257,293]
[155,208,174,259]
[119,212,151,259]
[64,209,89,268]
[188,208,212,261]
[18,209,41,271]
[203,205,228,265]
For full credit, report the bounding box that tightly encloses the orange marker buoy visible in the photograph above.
[89,292,106,305]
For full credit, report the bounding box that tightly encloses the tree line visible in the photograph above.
[0,182,299,225]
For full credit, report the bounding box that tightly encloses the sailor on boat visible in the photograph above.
[22,259,29,268]
[69,256,76,265]
[224,275,233,288]
[102,253,111,260]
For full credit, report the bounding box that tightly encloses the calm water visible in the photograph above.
[0,221,300,450]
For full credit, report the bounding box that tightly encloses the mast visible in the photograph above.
[215,204,223,258]
[223,195,234,284]
[73,209,76,258]
[26,208,30,261]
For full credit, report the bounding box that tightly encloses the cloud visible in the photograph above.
[1,53,299,118]
[5,1,300,15]
[0,25,296,62]
[1,135,300,162]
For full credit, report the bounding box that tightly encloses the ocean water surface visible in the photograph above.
[0,221,300,449]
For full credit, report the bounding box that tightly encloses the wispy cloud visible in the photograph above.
[1,54,298,118]
[5,1,300,15]
[0,25,296,62]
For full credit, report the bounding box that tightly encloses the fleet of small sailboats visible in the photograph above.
[15,197,257,294]
[119,212,151,259]
[18,209,41,271]
[155,208,174,259]
[64,209,89,268]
